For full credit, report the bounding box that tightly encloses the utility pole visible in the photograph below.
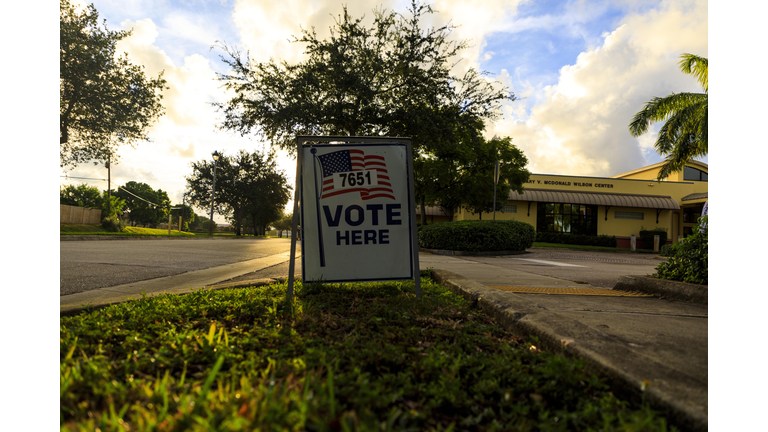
[106,154,111,218]
[209,151,220,236]
[493,160,500,221]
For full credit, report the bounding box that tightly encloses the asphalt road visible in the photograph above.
[60,238,292,296]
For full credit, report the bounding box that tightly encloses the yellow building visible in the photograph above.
[449,161,708,249]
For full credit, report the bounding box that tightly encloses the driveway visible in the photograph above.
[456,248,665,288]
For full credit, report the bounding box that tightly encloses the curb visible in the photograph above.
[430,268,707,432]
[614,275,707,304]
[60,277,288,317]
[418,247,527,256]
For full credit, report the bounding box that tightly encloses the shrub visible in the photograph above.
[101,215,126,232]
[655,216,707,285]
[534,232,617,248]
[659,244,677,257]
[639,228,668,249]
[418,220,535,252]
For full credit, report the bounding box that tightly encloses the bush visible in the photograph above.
[659,244,676,257]
[418,220,535,252]
[101,216,126,232]
[639,228,668,249]
[534,232,617,248]
[655,216,707,285]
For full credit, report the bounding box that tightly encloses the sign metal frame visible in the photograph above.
[286,136,420,300]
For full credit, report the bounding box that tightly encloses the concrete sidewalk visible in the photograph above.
[419,253,707,432]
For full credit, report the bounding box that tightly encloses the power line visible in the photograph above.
[60,176,107,181]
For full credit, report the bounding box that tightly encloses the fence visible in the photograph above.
[60,204,102,224]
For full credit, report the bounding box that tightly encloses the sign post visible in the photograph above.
[286,136,419,300]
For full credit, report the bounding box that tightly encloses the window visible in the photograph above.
[684,167,708,182]
[615,211,644,220]
[502,204,517,213]
[683,204,703,223]
[536,203,597,235]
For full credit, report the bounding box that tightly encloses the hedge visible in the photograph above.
[418,220,536,252]
[533,232,617,248]
[639,228,668,249]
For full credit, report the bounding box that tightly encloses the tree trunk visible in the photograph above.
[420,196,426,226]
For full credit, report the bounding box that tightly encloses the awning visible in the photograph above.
[509,189,680,210]
[681,192,708,202]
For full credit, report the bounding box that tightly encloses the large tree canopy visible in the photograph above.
[185,150,292,236]
[629,53,708,180]
[421,136,530,220]
[214,0,513,157]
[113,181,169,227]
[60,0,167,169]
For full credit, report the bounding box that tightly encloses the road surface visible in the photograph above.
[60,238,292,296]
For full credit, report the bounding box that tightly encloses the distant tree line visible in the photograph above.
[185,149,291,236]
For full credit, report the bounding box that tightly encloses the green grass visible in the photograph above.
[59,224,256,237]
[60,224,196,236]
[532,242,655,253]
[61,277,675,431]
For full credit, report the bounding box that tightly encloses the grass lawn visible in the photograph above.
[61,276,674,431]
[60,224,196,236]
[59,224,255,237]
[532,242,656,253]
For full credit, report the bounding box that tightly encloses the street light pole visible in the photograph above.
[209,151,220,236]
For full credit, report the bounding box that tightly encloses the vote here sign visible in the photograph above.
[300,143,415,283]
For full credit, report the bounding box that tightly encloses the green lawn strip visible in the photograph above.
[532,242,656,253]
[60,225,196,236]
[59,225,261,237]
[61,278,674,431]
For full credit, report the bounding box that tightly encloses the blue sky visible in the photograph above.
[60,0,709,221]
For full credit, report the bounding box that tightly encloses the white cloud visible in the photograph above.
[489,0,707,176]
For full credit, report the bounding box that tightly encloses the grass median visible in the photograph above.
[60,276,675,431]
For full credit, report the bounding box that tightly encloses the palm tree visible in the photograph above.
[629,53,707,180]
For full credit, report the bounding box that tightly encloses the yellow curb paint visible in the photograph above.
[489,286,655,297]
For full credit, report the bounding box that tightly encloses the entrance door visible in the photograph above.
[672,212,679,243]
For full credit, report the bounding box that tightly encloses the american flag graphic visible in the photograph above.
[316,149,395,200]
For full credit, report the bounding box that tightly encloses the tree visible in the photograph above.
[214,0,512,158]
[60,183,126,219]
[272,211,294,232]
[188,213,210,232]
[420,135,529,220]
[458,137,530,219]
[629,53,707,180]
[114,181,169,226]
[171,204,196,231]
[243,167,291,236]
[185,150,292,236]
[60,184,102,208]
[60,0,166,169]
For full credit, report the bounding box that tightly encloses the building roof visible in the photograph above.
[610,160,708,179]
[509,188,680,210]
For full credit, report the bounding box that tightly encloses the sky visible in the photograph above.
[58,0,709,223]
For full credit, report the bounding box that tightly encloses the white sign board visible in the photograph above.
[300,143,415,283]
